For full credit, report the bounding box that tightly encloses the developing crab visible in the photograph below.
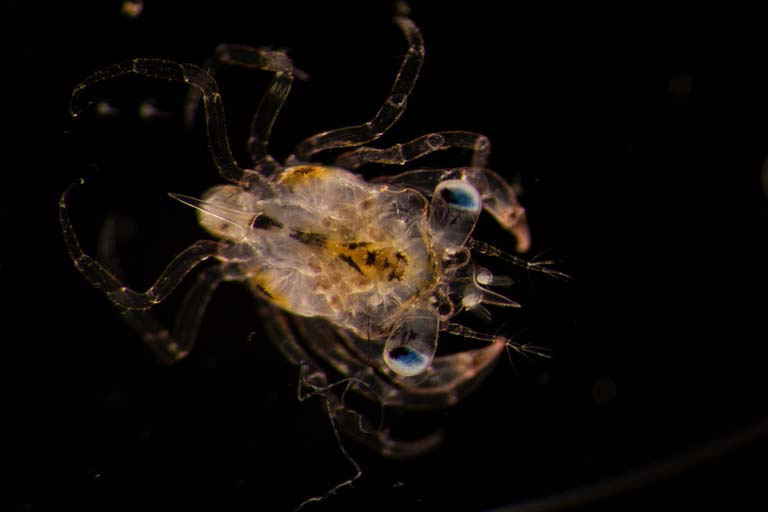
[62,12,563,506]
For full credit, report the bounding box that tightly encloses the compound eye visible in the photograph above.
[430,180,482,248]
[385,346,431,376]
[383,308,439,377]
[436,180,481,212]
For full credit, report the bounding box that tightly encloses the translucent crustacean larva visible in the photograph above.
[61,11,565,507]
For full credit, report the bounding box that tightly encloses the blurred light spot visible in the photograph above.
[395,1,411,16]
[537,372,553,387]
[121,0,144,19]
[95,101,119,117]
[139,99,171,121]
[668,73,693,99]
[592,377,617,405]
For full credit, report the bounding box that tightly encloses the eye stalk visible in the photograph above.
[430,180,482,248]
[384,308,438,376]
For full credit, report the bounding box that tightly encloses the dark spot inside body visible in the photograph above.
[339,254,365,275]
[390,346,407,357]
[389,346,409,360]
[441,187,458,204]
[440,184,478,211]
[437,299,453,316]
[395,251,408,263]
[398,328,418,344]
[387,270,402,281]
[255,283,273,298]
[388,346,426,370]
[290,229,327,246]
[365,251,377,266]
[346,241,370,250]
[251,214,283,230]
[383,259,391,269]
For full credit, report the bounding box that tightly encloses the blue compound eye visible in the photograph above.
[385,346,430,376]
[437,180,481,212]
[384,309,438,377]
[430,180,482,248]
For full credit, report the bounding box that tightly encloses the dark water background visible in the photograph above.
[6,1,767,510]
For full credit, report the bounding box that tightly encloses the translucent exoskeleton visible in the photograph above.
[61,12,567,508]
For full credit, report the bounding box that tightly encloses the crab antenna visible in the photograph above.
[466,238,572,281]
[443,322,553,359]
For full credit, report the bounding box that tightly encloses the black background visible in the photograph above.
[7,1,768,511]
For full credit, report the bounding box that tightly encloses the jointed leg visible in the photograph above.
[71,58,271,191]
[463,168,530,253]
[334,131,490,170]
[184,45,298,174]
[261,307,444,467]
[289,16,424,162]
[61,180,223,362]
[256,305,362,509]
[120,266,222,362]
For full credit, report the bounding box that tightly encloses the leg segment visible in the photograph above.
[259,304,449,457]
[257,304,362,508]
[184,45,298,174]
[71,58,271,191]
[60,180,223,362]
[375,167,531,252]
[334,131,490,170]
[122,266,222,362]
[289,16,424,162]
